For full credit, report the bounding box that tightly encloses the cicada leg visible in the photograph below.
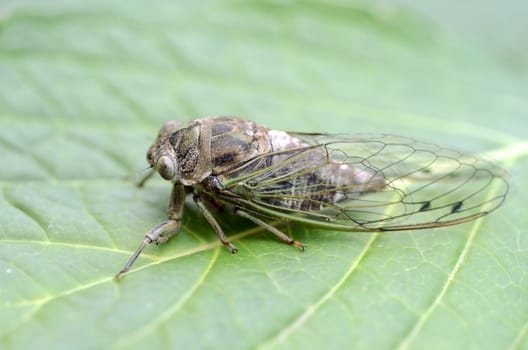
[235,209,305,251]
[193,194,239,254]
[114,183,186,280]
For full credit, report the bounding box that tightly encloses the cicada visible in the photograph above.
[115,116,508,278]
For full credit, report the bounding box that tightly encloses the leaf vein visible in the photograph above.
[258,233,379,349]
[77,185,118,248]
[395,165,512,349]
[2,187,50,241]
[110,247,221,348]
[0,133,56,179]
[507,318,528,350]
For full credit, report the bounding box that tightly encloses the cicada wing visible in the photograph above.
[218,133,508,231]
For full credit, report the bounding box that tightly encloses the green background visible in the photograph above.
[1,1,527,349]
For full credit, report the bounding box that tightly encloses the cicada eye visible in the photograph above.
[156,156,176,180]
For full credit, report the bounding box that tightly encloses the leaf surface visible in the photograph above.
[1,1,527,349]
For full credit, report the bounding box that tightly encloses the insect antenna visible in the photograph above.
[135,166,155,187]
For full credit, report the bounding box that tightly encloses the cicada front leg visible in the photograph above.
[114,183,186,279]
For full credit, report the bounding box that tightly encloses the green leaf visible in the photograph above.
[1,1,527,349]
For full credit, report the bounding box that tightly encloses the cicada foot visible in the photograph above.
[289,240,306,251]
[224,241,239,254]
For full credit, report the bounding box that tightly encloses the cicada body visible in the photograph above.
[115,116,508,278]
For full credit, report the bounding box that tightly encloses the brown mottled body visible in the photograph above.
[146,116,375,210]
[146,117,271,184]
[209,117,271,175]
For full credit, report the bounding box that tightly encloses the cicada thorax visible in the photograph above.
[208,117,272,174]
[157,116,274,186]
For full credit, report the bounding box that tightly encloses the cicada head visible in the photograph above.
[147,120,211,185]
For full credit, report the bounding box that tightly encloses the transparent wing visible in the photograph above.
[216,133,508,231]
